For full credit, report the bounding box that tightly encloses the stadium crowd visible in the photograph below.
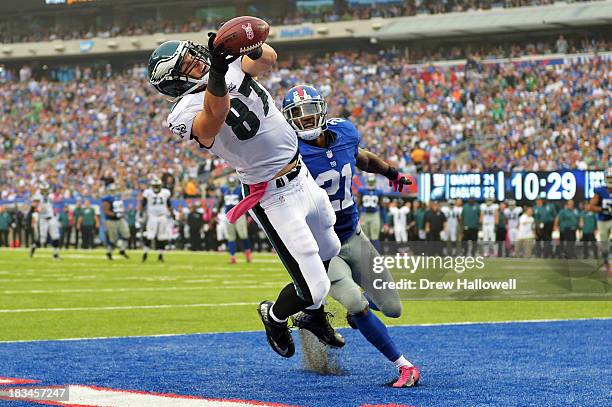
[0,0,599,44]
[0,47,609,202]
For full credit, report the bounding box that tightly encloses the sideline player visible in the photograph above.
[283,84,420,387]
[141,177,173,262]
[504,199,523,256]
[442,200,462,255]
[148,28,342,358]
[358,174,383,252]
[219,175,252,264]
[480,197,498,256]
[389,199,410,243]
[30,182,61,259]
[102,182,130,260]
[588,168,612,275]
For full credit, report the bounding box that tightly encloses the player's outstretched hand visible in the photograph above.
[207,32,240,75]
[386,167,413,193]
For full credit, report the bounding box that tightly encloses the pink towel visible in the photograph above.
[226,182,268,224]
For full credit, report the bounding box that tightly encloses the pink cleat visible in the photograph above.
[229,256,237,264]
[391,365,420,388]
[245,249,252,263]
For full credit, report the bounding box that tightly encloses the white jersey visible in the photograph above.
[167,59,297,185]
[505,207,523,230]
[33,192,54,219]
[390,206,410,228]
[481,203,499,225]
[517,214,535,239]
[143,188,172,217]
[443,206,462,227]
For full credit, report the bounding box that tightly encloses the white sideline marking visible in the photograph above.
[18,385,289,407]
[0,302,259,314]
[0,317,609,344]
[0,286,210,295]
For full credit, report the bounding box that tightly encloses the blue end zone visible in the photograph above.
[0,319,610,407]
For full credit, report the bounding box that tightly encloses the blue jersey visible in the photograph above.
[594,186,612,221]
[102,195,124,220]
[359,188,383,213]
[220,185,242,212]
[299,118,360,243]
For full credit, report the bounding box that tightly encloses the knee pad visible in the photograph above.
[319,234,341,261]
[336,287,368,315]
[378,298,403,318]
[308,274,331,307]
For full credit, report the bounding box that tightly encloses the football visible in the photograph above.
[213,16,269,56]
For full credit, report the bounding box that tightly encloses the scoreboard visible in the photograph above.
[418,170,605,203]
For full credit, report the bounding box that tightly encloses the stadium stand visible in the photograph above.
[0,0,602,43]
[1,46,609,201]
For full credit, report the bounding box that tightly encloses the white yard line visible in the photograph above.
[0,317,609,344]
[0,286,210,295]
[4,385,294,407]
[0,302,259,314]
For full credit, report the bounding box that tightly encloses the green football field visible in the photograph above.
[0,249,610,342]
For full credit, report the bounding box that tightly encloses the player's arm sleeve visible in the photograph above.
[168,95,223,149]
[103,200,113,217]
[588,193,602,213]
[356,148,392,175]
[241,44,277,77]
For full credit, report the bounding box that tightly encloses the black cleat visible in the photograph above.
[292,308,345,348]
[106,252,113,260]
[30,246,36,258]
[157,254,164,262]
[142,252,148,262]
[257,301,295,358]
[119,250,129,259]
[53,253,60,260]
[346,312,358,329]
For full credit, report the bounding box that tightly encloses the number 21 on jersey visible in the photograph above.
[315,163,353,211]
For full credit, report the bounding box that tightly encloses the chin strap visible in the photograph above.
[297,127,323,141]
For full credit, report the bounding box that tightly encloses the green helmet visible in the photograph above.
[228,175,238,188]
[148,40,211,100]
[151,177,162,193]
[366,174,376,189]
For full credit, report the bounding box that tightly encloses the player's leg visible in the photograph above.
[31,218,43,257]
[236,215,252,263]
[290,178,344,346]
[598,220,611,275]
[142,216,156,262]
[226,222,238,263]
[328,253,418,387]
[49,218,61,259]
[250,174,341,355]
[348,228,402,318]
[155,217,169,262]
[117,219,130,259]
[105,220,117,260]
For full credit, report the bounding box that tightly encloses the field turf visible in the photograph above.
[0,248,610,407]
[0,248,610,342]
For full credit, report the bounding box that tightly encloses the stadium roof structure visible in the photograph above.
[370,1,612,40]
[0,1,610,61]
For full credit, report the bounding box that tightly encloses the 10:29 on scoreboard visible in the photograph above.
[418,170,605,203]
